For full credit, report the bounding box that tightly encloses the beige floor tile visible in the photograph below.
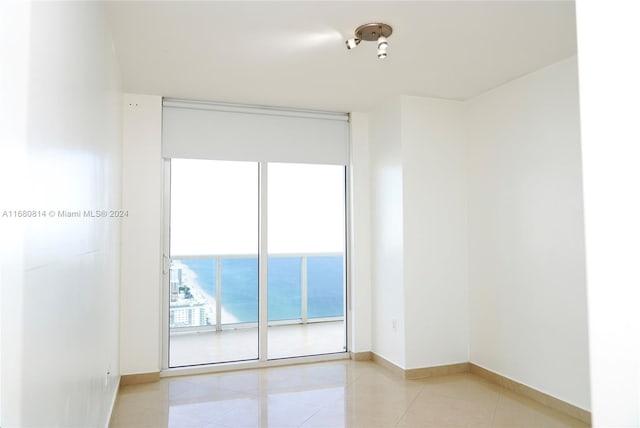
[167,376,256,405]
[261,364,346,392]
[298,401,348,428]
[110,360,589,428]
[492,390,588,428]
[396,391,496,427]
[169,396,262,427]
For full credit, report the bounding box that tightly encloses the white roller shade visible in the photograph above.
[162,99,349,165]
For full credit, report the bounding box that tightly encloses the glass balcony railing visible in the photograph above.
[169,253,344,331]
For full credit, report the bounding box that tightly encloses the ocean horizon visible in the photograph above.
[176,255,344,323]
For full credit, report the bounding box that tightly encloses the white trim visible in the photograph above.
[160,352,350,378]
[259,162,268,361]
[170,252,342,259]
[161,160,171,370]
[344,164,351,354]
[162,98,348,122]
[163,160,350,366]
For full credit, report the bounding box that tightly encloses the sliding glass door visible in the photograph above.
[167,160,346,367]
[267,163,346,359]
[168,159,259,367]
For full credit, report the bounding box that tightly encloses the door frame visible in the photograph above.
[160,159,351,373]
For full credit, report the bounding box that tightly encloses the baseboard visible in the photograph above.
[350,351,373,361]
[104,376,121,428]
[371,352,405,378]
[364,354,590,425]
[405,362,470,380]
[469,363,591,425]
[369,352,468,380]
[120,371,160,385]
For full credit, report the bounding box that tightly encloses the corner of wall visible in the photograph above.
[367,99,406,367]
[348,112,373,353]
[465,57,590,410]
[399,95,469,369]
[120,94,164,375]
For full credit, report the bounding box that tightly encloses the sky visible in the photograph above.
[170,159,345,256]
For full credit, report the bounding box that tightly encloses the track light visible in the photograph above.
[345,38,361,50]
[345,22,393,60]
[377,35,388,50]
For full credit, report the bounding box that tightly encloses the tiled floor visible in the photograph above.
[110,360,589,428]
[170,321,346,367]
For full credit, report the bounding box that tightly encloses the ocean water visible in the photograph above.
[179,256,344,323]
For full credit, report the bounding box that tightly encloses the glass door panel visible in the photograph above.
[268,257,302,322]
[267,163,346,359]
[307,256,345,319]
[168,159,258,367]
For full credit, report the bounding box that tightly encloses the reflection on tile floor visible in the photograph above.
[170,321,346,367]
[110,360,589,428]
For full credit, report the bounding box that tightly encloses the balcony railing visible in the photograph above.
[169,253,344,333]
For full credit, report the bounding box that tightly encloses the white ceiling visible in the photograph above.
[106,1,577,112]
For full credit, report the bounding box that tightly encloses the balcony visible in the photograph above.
[169,253,345,367]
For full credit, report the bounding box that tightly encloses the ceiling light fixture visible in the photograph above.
[377,35,388,50]
[345,38,361,50]
[345,22,393,59]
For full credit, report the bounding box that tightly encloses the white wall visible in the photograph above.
[120,94,163,375]
[576,2,640,426]
[402,96,469,369]
[349,112,372,353]
[466,57,590,410]
[367,96,469,369]
[0,2,31,424]
[0,2,122,427]
[369,98,406,367]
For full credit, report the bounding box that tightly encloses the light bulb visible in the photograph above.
[345,38,361,50]
[377,35,388,50]
[377,47,387,59]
